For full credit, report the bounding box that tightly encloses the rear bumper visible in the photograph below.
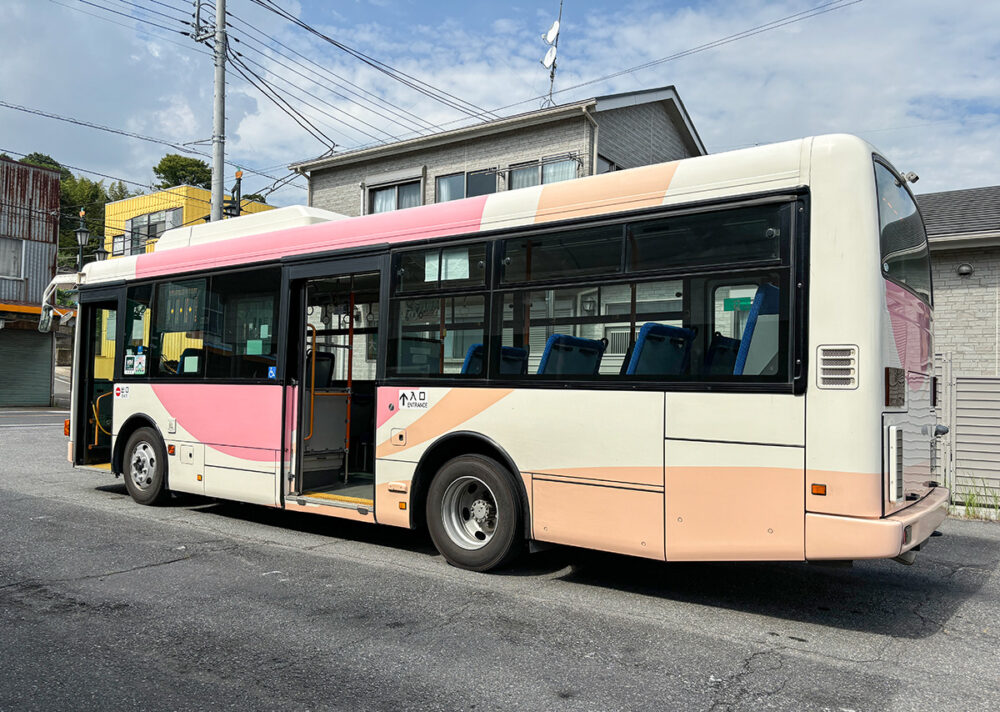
[805,486,950,560]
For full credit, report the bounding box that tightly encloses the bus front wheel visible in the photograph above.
[426,455,524,571]
[123,427,169,506]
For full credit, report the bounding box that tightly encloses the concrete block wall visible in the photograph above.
[309,117,593,218]
[931,247,1000,376]
[594,102,691,169]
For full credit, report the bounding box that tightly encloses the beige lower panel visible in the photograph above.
[375,459,416,528]
[285,500,374,523]
[532,478,664,560]
[204,466,275,506]
[666,441,805,561]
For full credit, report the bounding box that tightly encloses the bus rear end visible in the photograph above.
[805,137,948,564]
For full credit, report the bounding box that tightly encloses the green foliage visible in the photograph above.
[242,192,267,204]
[153,154,211,189]
[107,180,137,202]
[20,152,72,181]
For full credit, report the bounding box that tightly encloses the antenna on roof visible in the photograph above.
[540,0,563,108]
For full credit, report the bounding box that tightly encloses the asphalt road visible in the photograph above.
[1,410,998,711]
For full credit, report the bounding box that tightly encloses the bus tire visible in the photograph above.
[426,454,523,572]
[123,427,169,506]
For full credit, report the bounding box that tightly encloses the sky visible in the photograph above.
[1,0,997,207]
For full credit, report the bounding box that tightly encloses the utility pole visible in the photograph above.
[192,0,226,221]
[210,0,227,221]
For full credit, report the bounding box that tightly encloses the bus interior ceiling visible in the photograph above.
[299,272,379,503]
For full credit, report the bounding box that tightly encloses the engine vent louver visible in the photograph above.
[818,345,859,389]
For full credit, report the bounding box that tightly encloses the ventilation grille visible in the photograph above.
[818,345,859,389]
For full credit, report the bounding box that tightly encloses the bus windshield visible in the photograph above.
[874,161,932,305]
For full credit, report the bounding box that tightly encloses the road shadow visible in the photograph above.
[95,483,438,557]
[94,482,996,638]
[541,532,997,639]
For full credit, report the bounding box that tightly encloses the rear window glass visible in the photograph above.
[875,161,932,305]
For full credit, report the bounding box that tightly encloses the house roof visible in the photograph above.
[916,185,1000,250]
[289,85,705,173]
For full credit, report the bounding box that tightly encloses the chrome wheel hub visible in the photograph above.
[441,476,498,550]
[130,442,156,490]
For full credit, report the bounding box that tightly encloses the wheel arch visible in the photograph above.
[409,431,529,538]
[113,414,167,483]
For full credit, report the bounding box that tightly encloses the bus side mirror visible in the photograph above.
[38,305,53,333]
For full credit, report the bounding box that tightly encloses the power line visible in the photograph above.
[0,101,306,190]
[47,0,213,57]
[68,0,187,34]
[226,49,338,149]
[223,9,439,135]
[229,45,399,145]
[249,0,500,122]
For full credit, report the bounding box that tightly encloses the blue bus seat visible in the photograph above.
[624,323,695,376]
[704,333,741,375]
[536,334,606,376]
[733,283,780,375]
[460,344,529,376]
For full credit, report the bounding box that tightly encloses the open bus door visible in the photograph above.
[73,294,119,467]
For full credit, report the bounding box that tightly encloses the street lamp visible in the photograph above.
[94,242,109,261]
[74,209,91,271]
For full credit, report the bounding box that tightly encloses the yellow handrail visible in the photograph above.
[91,391,113,447]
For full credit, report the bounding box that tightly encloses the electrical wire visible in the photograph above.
[249,0,500,122]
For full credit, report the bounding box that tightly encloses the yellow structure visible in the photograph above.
[103,184,274,257]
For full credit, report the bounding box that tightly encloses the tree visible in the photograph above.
[242,193,267,204]
[20,152,72,181]
[107,180,137,202]
[153,154,212,189]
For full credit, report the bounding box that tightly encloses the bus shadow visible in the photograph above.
[95,483,438,557]
[539,534,997,639]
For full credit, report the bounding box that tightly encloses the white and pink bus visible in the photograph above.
[49,134,949,571]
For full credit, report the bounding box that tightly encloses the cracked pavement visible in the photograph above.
[1,414,999,711]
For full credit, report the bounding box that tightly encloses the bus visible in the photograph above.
[46,134,949,571]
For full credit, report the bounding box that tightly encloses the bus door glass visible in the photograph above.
[76,299,118,466]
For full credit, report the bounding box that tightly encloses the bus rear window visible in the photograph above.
[874,161,932,305]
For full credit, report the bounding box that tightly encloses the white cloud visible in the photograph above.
[1,0,997,206]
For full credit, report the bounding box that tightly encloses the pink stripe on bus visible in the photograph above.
[134,196,490,279]
[151,383,283,459]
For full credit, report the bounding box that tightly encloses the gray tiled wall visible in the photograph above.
[931,247,1000,376]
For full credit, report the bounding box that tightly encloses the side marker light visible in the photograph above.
[811,484,827,496]
[399,502,407,510]
[167,445,176,455]
[64,419,70,437]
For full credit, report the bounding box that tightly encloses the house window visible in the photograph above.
[369,180,421,214]
[597,155,619,174]
[112,235,125,256]
[435,173,465,203]
[0,237,23,278]
[466,169,497,198]
[508,157,578,191]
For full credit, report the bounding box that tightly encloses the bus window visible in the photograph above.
[711,281,782,376]
[123,284,152,377]
[151,279,206,377]
[205,269,280,379]
[388,294,486,376]
[874,161,931,305]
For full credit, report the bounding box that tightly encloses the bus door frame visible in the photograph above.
[74,284,125,467]
[282,253,389,498]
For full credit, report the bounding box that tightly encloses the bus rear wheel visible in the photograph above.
[123,427,169,506]
[426,455,523,572]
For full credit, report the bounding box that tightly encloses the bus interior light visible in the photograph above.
[811,483,827,496]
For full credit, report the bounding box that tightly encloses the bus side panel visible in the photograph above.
[375,386,666,557]
[113,383,283,505]
[665,440,805,561]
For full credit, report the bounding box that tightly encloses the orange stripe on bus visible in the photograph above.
[375,388,514,459]
[533,162,678,224]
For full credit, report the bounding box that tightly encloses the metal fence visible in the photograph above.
[935,353,1000,506]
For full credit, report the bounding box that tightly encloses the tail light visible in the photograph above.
[64,419,70,437]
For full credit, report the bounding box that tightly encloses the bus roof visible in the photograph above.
[81,134,877,286]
